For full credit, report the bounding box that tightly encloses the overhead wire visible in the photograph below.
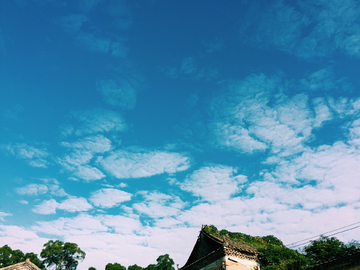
[286,221,360,248]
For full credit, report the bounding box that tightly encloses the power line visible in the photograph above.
[286,221,360,248]
[290,225,360,248]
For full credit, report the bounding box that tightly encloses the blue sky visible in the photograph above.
[1,0,360,269]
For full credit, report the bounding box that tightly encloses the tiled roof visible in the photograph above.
[0,259,41,270]
[223,236,256,254]
[202,228,256,254]
[180,226,258,270]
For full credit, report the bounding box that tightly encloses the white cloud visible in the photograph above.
[61,135,112,154]
[29,214,200,270]
[0,225,48,256]
[212,123,268,153]
[64,109,126,137]
[72,165,105,181]
[32,214,108,236]
[16,184,48,196]
[33,197,92,215]
[89,188,132,208]
[133,191,186,218]
[48,185,68,197]
[1,143,49,168]
[101,215,142,234]
[58,197,93,213]
[312,98,333,127]
[58,138,108,182]
[211,75,315,155]
[179,165,247,203]
[32,199,58,215]
[99,149,191,179]
[0,212,11,221]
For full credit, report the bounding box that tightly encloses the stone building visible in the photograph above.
[180,226,260,270]
[0,259,41,270]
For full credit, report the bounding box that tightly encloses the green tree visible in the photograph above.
[128,264,143,270]
[304,235,357,265]
[0,245,43,269]
[0,245,16,267]
[143,264,157,270]
[88,267,96,270]
[24,252,44,269]
[40,240,85,270]
[156,254,174,270]
[105,263,126,270]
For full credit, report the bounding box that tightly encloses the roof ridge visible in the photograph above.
[201,226,256,253]
[0,259,41,270]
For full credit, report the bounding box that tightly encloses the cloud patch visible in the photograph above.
[98,149,191,179]
[0,212,11,221]
[179,165,247,203]
[16,184,48,196]
[1,143,49,168]
[239,0,360,58]
[133,191,186,218]
[61,109,126,138]
[89,188,132,208]
[32,197,92,215]
[98,78,137,110]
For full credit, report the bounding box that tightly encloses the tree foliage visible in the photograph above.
[304,235,358,266]
[40,240,85,270]
[156,254,174,270]
[106,263,127,270]
[0,245,43,269]
[128,264,143,270]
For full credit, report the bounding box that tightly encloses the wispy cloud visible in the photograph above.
[179,165,247,203]
[58,135,113,181]
[32,199,58,215]
[16,184,48,196]
[239,0,360,58]
[62,109,127,137]
[163,56,218,80]
[97,78,137,110]
[57,149,105,181]
[0,212,11,221]
[78,0,101,12]
[32,214,108,235]
[61,135,112,153]
[98,149,191,179]
[210,73,350,156]
[89,188,132,208]
[59,14,87,34]
[33,197,92,215]
[59,12,128,58]
[1,143,50,168]
[1,104,23,120]
[133,191,186,218]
